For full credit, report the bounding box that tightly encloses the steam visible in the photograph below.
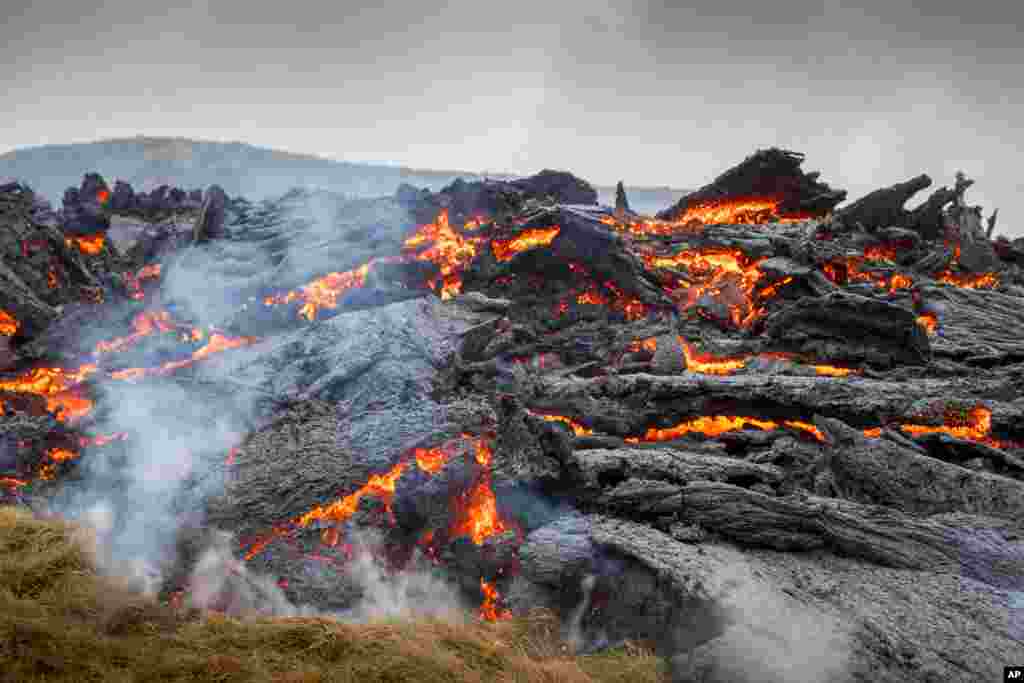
[48,186,480,626]
[673,561,852,683]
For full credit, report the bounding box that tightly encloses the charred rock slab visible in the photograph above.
[656,148,846,222]
[762,292,930,366]
[814,416,1024,520]
[191,185,228,243]
[834,174,932,232]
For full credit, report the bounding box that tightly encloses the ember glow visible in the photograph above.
[625,415,825,443]
[93,310,178,355]
[679,337,747,375]
[448,440,510,545]
[264,263,372,321]
[96,189,110,204]
[822,256,914,293]
[0,310,18,336]
[674,197,817,225]
[491,226,560,261]
[863,406,1019,449]
[534,413,593,436]
[65,233,105,255]
[403,209,483,299]
[479,578,511,621]
[644,247,778,328]
[934,270,1000,289]
[123,264,162,300]
[0,477,27,489]
[109,331,257,381]
[916,313,938,334]
[0,364,98,422]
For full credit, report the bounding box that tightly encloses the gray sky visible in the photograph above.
[3,0,1021,234]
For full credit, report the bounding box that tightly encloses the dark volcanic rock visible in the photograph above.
[763,292,931,366]
[656,148,846,222]
[509,169,598,205]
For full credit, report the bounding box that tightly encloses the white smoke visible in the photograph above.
[674,561,852,683]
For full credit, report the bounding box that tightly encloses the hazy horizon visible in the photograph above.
[3,0,1021,234]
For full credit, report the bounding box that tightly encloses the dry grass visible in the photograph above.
[0,506,668,682]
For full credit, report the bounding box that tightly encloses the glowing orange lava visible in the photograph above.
[123,264,162,300]
[821,255,914,293]
[0,365,98,422]
[679,337,747,375]
[812,365,853,377]
[674,197,817,225]
[109,332,257,381]
[627,338,658,354]
[0,477,27,489]
[645,247,778,328]
[65,233,105,255]
[934,271,999,289]
[0,310,18,336]
[93,310,177,355]
[264,263,372,321]
[625,415,825,443]
[403,209,483,299]
[534,413,593,436]
[413,446,450,474]
[96,189,110,204]
[491,227,560,261]
[916,313,938,334]
[479,578,511,621]
[863,406,1020,450]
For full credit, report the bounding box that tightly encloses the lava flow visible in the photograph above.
[625,415,825,443]
[933,244,1000,290]
[479,578,512,621]
[643,246,778,328]
[239,435,518,620]
[264,262,373,321]
[674,197,817,225]
[122,264,162,300]
[65,233,105,255]
[821,254,914,293]
[402,209,484,299]
[491,227,560,261]
[864,405,1018,450]
[0,310,18,336]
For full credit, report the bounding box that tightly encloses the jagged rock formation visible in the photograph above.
[1,157,1022,682]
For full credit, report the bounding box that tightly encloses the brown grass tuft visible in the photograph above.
[0,506,668,682]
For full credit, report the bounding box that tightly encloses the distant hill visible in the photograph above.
[0,136,687,214]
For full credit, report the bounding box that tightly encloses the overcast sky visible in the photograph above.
[3,0,1021,234]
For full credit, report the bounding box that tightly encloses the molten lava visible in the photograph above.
[65,233,105,256]
[96,188,110,204]
[674,197,817,225]
[491,227,560,261]
[680,337,747,375]
[534,413,593,436]
[448,440,510,545]
[0,365,98,422]
[0,310,18,336]
[644,247,780,328]
[479,578,511,621]
[863,406,1019,450]
[264,263,372,321]
[123,264,162,300]
[625,415,825,443]
[296,461,409,546]
[93,310,178,355]
[934,270,999,289]
[403,209,483,299]
[821,256,914,293]
[109,331,257,381]
[916,313,938,334]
